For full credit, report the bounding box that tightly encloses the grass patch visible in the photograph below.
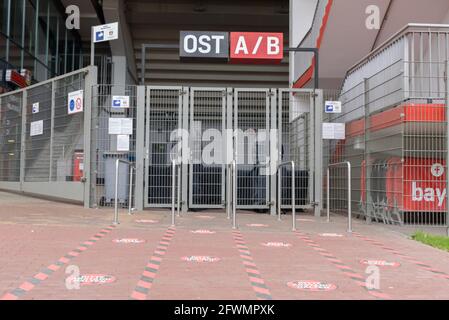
[412,231,449,252]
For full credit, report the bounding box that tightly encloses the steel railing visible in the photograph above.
[171,160,181,226]
[327,161,352,233]
[113,159,135,225]
[226,160,237,229]
[277,161,296,231]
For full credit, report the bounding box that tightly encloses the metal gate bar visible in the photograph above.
[145,86,183,207]
[189,88,226,208]
[234,89,271,209]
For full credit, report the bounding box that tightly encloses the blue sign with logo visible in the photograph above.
[96,31,104,42]
[69,99,75,112]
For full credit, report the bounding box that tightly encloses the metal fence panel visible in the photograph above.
[279,89,313,209]
[90,85,137,208]
[0,92,22,183]
[234,89,270,209]
[145,86,183,207]
[0,67,95,202]
[189,88,226,208]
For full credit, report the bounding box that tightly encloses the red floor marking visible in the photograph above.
[353,232,449,282]
[130,227,176,300]
[295,231,391,300]
[0,225,116,301]
[232,231,273,300]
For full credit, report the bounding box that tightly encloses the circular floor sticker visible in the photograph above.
[261,242,292,248]
[72,274,116,286]
[190,229,216,234]
[135,219,158,224]
[360,259,401,268]
[246,223,269,228]
[113,238,145,244]
[195,215,215,219]
[181,256,221,263]
[287,280,337,292]
[319,233,344,238]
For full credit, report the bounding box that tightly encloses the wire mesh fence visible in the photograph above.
[90,85,137,208]
[324,24,449,228]
[0,92,22,182]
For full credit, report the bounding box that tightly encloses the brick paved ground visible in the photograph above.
[0,191,448,300]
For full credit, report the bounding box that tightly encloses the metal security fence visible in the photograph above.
[234,89,271,209]
[0,92,22,182]
[0,66,97,202]
[325,24,449,228]
[279,89,313,208]
[90,85,137,208]
[0,79,321,214]
[189,88,226,208]
[145,86,183,207]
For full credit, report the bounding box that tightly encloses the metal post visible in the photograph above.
[114,159,135,225]
[327,161,352,233]
[277,161,296,231]
[177,165,181,217]
[347,162,352,233]
[227,165,231,219]
[171,160,176,226]
[90,27,95,66]
[292,161,296,231]
[128,166,133,215]
[114,159,120,225]
[232,160,237,229]
[327,167,330,222]
[446,60,449,236]
[277,168,281,221]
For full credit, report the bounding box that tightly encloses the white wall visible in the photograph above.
[289,0,319,84]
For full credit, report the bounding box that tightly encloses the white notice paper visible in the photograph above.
[30,120,44,136]
[108,118,133,135]
[117,135,130,152]
[322,123,345,140]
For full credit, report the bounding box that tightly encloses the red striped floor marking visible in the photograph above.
[353,232,449,281]
[295,231,391,300]
[232,231,272,300]
[0,225,116,300]
[130,227,176,300]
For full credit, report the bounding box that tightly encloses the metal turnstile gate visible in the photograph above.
[278,89,315,209]
[189,88,227,208]
[234,89,271,209]
[145,86,183,207]
[142,86,322,214]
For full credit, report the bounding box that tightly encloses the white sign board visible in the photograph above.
[112,96,130,108]
[322,123,345,140]
[117,135,130,152]
[32,102,39,114]
[30,120,43,136]
[67,90,84,115]
[93,22,119,43]
[325,101,342,114]
[108,118,133,135]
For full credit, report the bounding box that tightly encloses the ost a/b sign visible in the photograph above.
[179,31,283,64]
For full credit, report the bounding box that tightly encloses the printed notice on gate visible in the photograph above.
[322,123,345,140]
[30,120,44,136]
[117,135,130,152]
[108,118,133,135]
[67,90,84,115]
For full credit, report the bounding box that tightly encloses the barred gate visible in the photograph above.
[189,88,227,208]
[141,86,319,212]
[144,86,183,207]
[278,89,315,209]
